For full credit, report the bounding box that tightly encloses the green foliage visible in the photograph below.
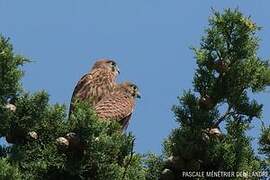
[172,90,219,128]
[0,36,29,137]
[6,103,145,180]
[157,8,270,179]
[0,36,28,104]
[193,9,270,102]
[206,120,261,172]
[259,126,270,168]
[0,158,22,180]
[143,153,164,180]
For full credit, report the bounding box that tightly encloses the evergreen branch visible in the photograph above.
[213,106,233,127]
[122,138,135,180]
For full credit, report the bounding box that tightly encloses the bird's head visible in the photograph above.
[120,82,141,99]
[92,59,120,75]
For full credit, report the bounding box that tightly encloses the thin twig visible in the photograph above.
[122,138,135,180]
[259,118,266,131]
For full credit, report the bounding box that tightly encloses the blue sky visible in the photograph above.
[0,1,269,154]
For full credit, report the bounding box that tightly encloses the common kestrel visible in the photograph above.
[94,82,141,130]
[69,59,120,116]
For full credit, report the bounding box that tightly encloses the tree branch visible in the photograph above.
[122,138,135,180]
[212,106,233,127]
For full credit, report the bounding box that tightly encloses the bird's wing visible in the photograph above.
[94,94,134,127]
[71,74,90,99]
[69,73,92,115]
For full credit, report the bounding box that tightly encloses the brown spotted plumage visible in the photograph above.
[94,82,141,130]
[69,59,120,116]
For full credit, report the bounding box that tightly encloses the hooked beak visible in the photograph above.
[116,65,120,74]
[136,92,141,99]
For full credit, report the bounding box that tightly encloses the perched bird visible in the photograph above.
[69,59,120,116]
[94,82,141,130]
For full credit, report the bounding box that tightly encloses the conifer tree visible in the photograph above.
[154,9,270,179]
[1,8,270,180]
[0,35,146,180]
[259,126,270,175]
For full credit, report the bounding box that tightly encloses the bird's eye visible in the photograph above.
[110,61,116,67]
[107,61,120,74]
[132,85,137,90]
